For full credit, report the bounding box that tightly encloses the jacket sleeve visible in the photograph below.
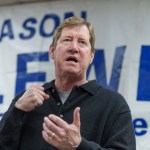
[0,93,27,150]
[77,104,136,150]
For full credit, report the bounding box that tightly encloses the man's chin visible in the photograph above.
[65,70,77,75]
[63,69,80,76]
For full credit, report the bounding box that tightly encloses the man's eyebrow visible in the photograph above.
[62,35,72,38]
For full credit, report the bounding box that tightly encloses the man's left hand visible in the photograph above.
[42,107,81,150]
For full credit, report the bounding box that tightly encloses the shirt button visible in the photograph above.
[57,102,61,106]
[60,114,63,118]
[74,88,77,91]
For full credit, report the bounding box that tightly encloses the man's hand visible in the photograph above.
[42,107,81,150]
[15,85,49,112]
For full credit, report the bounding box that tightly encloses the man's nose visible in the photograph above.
[68,41,79,53]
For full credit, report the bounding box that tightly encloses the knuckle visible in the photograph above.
[64,125,70,132]
[39,101,43,105]
[28,86,35,90]
[33,94,37,99]
[60,131,67,138]
[30,92,37,99]
[47,123,51,130]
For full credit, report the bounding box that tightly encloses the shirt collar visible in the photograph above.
[43,80,55,91]
[43,79,100,95]
[79,80,100,95]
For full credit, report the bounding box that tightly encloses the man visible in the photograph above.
[0,16,136,150]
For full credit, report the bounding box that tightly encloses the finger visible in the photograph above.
[43,122,54,137]
[31,89,49,101]
[42,130,58,145]
[48,114,69,129]
[36,89,48,98]
[73,107,80,128]
[31,93,44,105]
[34,89,49,100]
[32,85,49,100]
[46,115,69,138]
[44,116,63,133]
[28,85,49,100]
[29,85,44,91]
[31,93,49,108]
[42,130,50,143]
[34,94,49,107]
[44,94,49,100]
[42,124,62,146]
[34,92,44,100]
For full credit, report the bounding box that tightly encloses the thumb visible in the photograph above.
[44,93,49,100]
[73,107,81,128]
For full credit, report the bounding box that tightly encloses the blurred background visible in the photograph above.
[0,0,150,149]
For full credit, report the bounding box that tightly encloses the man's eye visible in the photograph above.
[79,40,86,46]
[62,39,71,45]
[64,38,72,42]
[64,39,70,41]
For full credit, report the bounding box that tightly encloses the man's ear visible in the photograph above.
[90,51,94,64]
[49,45,55,59]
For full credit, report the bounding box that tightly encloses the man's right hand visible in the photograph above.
[15,85,49,112]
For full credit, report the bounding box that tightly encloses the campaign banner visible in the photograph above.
[0,0,150,149]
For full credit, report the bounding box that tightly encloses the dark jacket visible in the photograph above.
[0,80,136,150]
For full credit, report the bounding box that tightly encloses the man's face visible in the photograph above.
[50,25,94,78]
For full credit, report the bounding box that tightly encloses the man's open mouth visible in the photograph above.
[66,57,78,63]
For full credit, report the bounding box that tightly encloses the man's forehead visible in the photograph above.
[60,25,90,37]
